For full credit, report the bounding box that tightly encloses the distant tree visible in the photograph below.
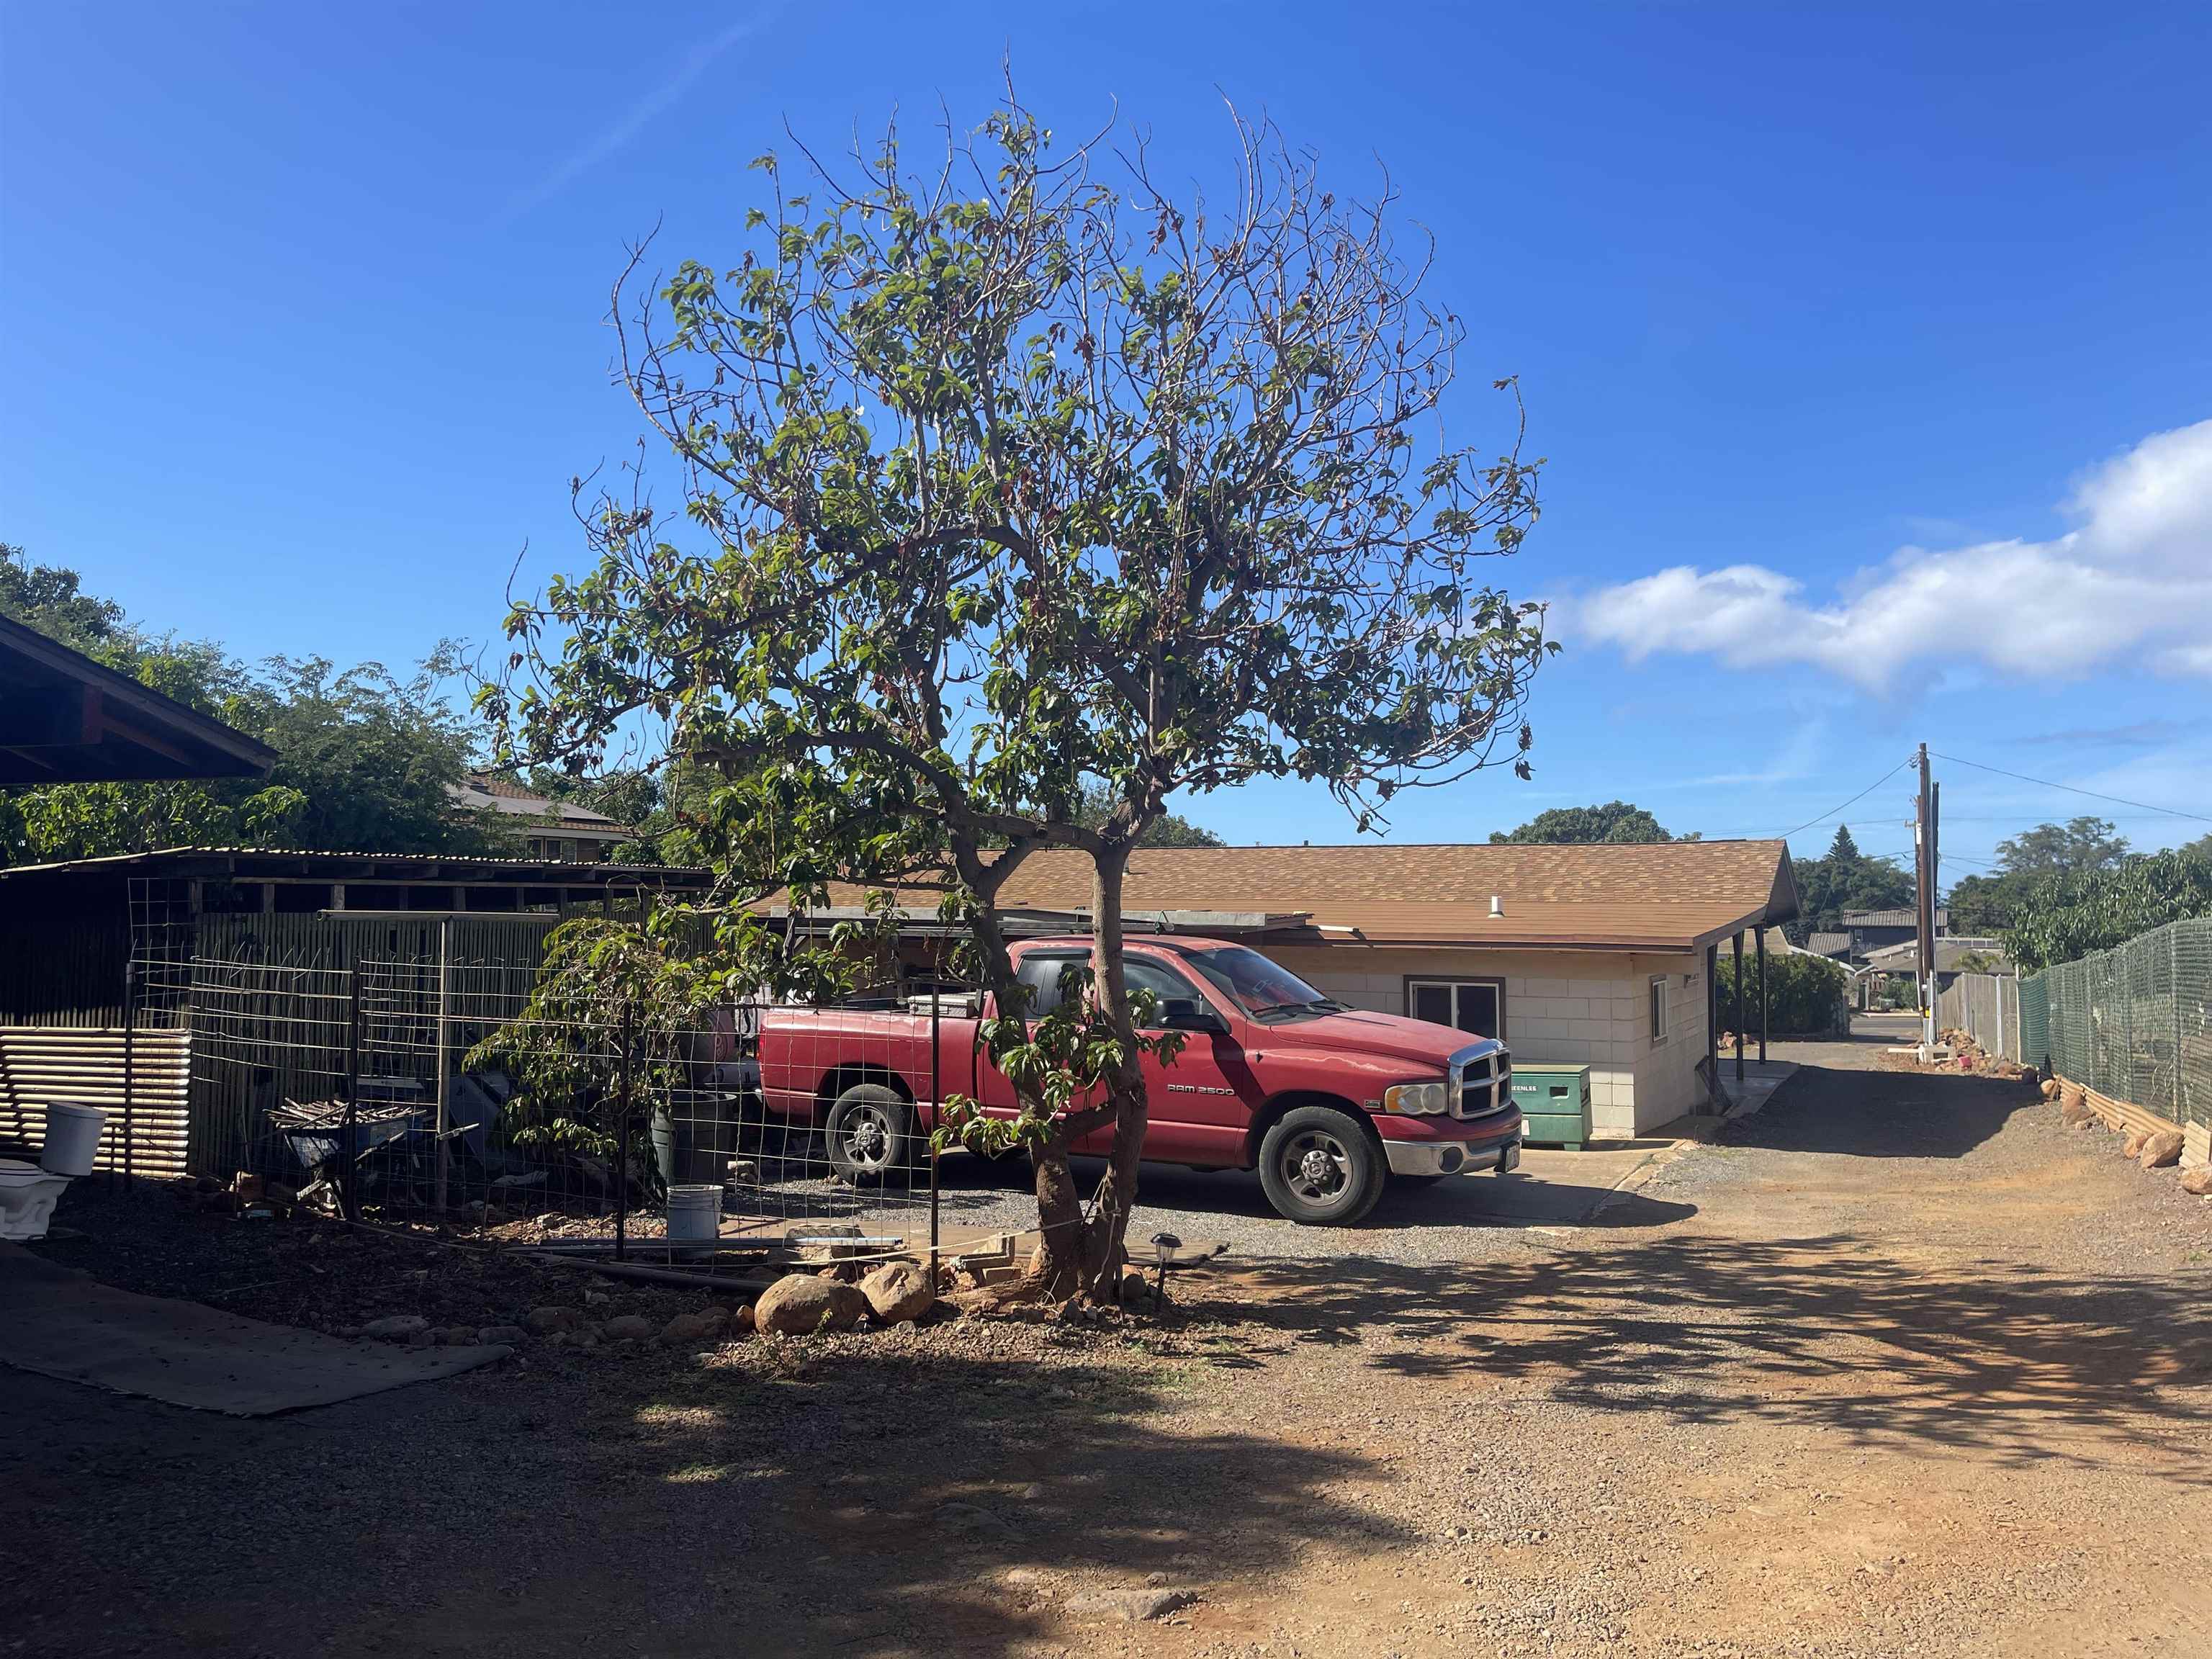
[1489,801,1675,845]
[0,544,509,866]
[1785,823,1913,945]
[2004,842,2212,972]
[1949,817,2134,935]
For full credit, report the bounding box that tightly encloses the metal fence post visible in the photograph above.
[928,990,942,1285]
[120,958,136,1190]
[343,966,362,1223]
[613,1002,634,1262]
[433,917,452,1220]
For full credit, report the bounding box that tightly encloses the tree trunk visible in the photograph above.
[1077,847,1148,1303]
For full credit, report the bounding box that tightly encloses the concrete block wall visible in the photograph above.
[1265,945,1708,1138]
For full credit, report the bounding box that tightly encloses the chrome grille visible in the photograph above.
[1449,1043,1512,1120]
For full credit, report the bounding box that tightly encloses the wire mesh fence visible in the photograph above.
[184,939,998,1269]
[2020,917,2212,1130]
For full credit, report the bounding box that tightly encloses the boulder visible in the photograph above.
[525,1305,578,1336]
[2059,1082,2086,1112]
[478,1324,529,1346]
[659,1310,731,1346]
[2060,1096,2094,1126]
[754,1273,867,1335]
[602,1314,655,1342]
[360,1315,428,1341]
[730,1303,756,1335]
[2123,1129,2150,1160]
[1119,1269,1151,1310]
[2139,1130,2185,1169]
[860,1262,935,1324]
[2180,1166,2212,1197]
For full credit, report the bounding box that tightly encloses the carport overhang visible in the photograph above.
[0,615,279,785]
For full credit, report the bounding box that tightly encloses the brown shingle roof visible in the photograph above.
[816,840,1797,953]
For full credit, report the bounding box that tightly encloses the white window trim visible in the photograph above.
[1649,975,1671,1047]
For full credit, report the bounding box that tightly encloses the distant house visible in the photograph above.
[1861,935,2010,987]
[1804,930,1854,961]
[449,775,632,863]
[1841,907,1946,958]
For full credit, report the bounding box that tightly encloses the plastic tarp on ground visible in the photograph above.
[0,1244,508,1416]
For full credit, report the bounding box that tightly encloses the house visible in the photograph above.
[1,611,276,785]
[796,839,1799,1140]
[1804,930,1855,961]
[448,774,633,863]
[1840,907,1946,957]
[1860,935,2010,993]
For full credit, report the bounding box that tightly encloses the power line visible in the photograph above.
[1773,756,1915,841]
[1930,752,2212,825]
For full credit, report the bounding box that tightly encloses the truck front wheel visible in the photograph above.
[1256,1106,1386,1226]
[824,1084,913,1186]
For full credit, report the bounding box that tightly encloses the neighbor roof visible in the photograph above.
[1844,907,1948,930]
[0,613,278,786]
[1805,931,1854,958]
[451,776,626,831]
[1861,936,2008,973]
[806,840,1797,953]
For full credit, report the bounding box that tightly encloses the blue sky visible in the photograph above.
[6,1,2209,876]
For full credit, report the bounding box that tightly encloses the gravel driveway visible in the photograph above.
[6,1049,2208,1658]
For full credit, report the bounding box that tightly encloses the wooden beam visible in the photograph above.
[1733,929,1746,1082]
[1756,927,1769,1063]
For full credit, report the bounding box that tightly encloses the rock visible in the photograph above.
[934,1501,1011,1534]
[659,1310,729,1346]
[525,1305,577,1336]
[1071,1588,1195,1622]
[2123,1129,2150,1160]
[583,1288,611,1307]
[602,1314,655,1342]
[406,1326,436,1347]
[731,1303,756,1334]
[360,1315,429,1341]
[2059,1082,2086,1112]
[753,1274,867,1335]
[860,1262,935,1323]
[2139,1130,2185,1169]
[2180,1166,2212,1197]
[1119,1269,1151,1310]
[2040,1078,2061,1100]
[478,1324,528,1345]
[2060,1095,2094,1125]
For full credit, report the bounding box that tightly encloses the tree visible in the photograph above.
[1,544,511,866]
[2003,842,2212,971]
[1784,824,1913,945]
[1949,817,2133,935]
[488,97,1551,1302]
[1075,781,1223,848]
[1489,801,1675,845]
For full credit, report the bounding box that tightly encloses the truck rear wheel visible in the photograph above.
[1256,1105,1386,1226]
[824,1084,913,1186]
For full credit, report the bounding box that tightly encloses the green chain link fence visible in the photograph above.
[2019,916,2212,1131]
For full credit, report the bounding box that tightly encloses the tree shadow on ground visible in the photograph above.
[1,1315,1401,1659]
[1177,1229,2212,1478]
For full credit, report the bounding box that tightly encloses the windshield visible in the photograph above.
[1185,947,1341,1022]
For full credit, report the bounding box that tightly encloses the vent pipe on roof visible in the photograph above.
[1488,894,1503,919]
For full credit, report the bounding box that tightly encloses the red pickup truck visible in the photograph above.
[755,935,1521,1225]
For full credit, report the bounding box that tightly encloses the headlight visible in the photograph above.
[1382,1079,1450,1115]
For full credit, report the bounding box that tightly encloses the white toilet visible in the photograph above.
[0,1102,107,1241]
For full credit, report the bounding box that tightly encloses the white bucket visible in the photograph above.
[665,1184,722,1243]
[42,1102,106,1177]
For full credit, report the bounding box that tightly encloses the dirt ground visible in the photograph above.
[6,1033,2209,1658]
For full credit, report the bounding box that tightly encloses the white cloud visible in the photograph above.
[1573,419,2212,690]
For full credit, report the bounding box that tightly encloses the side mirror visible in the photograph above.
[1159,997,1228,1035]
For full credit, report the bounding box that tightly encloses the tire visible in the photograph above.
[1256,1105,1387,1226]
[823,1084,913,1186]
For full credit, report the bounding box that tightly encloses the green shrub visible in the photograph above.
[1712,950,1848,1035]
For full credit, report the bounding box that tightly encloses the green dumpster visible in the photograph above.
[1511,1063,1592,1151]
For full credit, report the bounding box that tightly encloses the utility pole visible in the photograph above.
[1914,743,1936,1060]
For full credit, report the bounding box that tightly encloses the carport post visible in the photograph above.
[1732,930,1745,1082]
[1756,928,1768,1063]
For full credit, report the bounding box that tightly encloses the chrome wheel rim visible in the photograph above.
[842,1104,894,1169]
[1280,1130,1353,1202]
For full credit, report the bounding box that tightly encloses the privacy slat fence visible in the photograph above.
[1936,973,2021,1061]
[0,1025,192,1177]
